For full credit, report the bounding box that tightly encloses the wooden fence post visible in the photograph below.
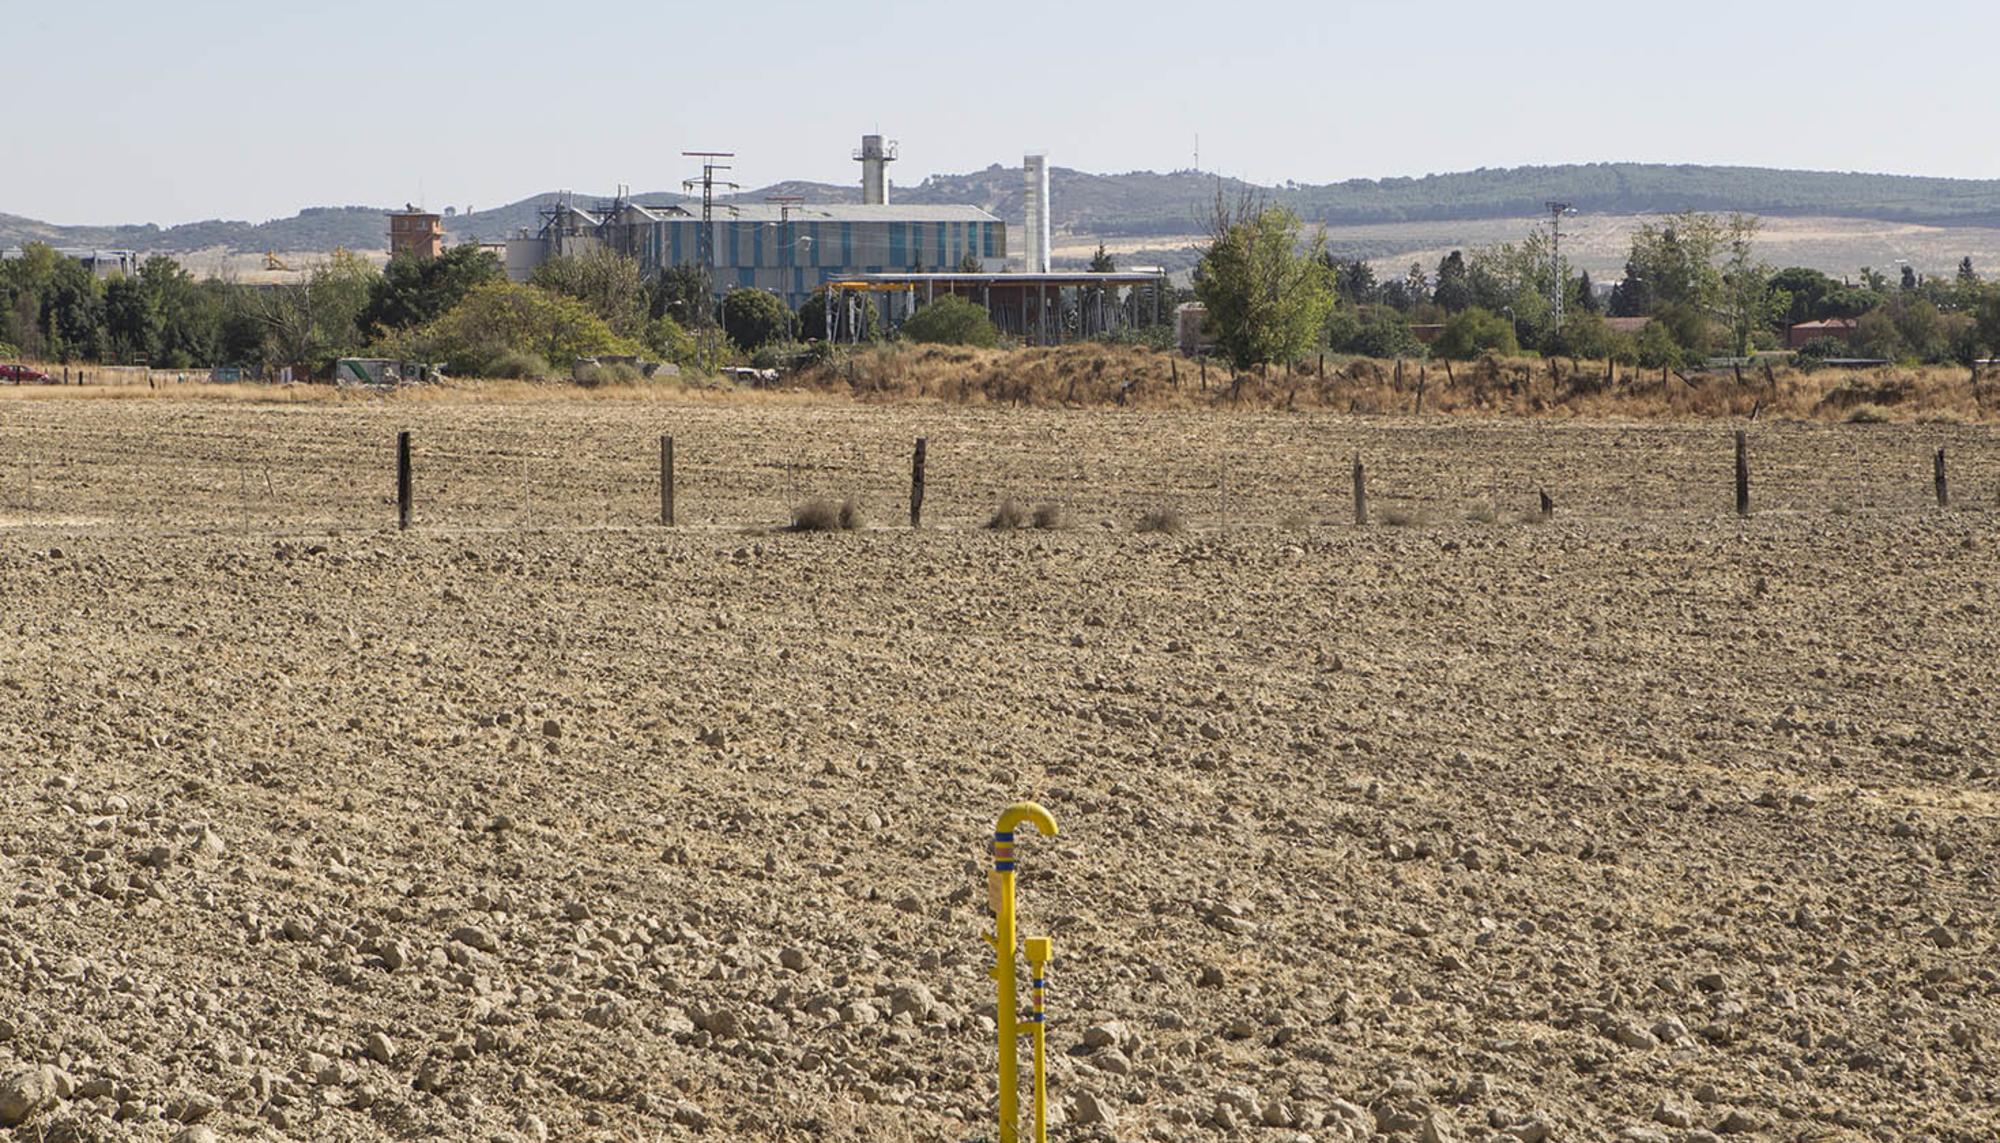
[1935,446,1948,508]
[1352,455,1367,526]
[909,437,927,528]
[1734,429,1749,518]
[660,434,675,526]
[1539,490,1554,522]
[396,431,412,531]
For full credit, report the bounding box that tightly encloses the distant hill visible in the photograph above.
[0,206,397,255]
[11,163,2000,257]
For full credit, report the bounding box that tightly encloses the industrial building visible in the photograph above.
[504,136,1008,310]
[824,270,1172,346]
[0,247,141,279]
[388,206,444,259]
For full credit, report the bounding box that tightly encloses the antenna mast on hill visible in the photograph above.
[1546,201,1574,327]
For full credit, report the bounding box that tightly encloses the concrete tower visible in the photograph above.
[855,135,897,205]
[1023,152,1050,273]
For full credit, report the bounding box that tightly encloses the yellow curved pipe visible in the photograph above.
[991,801,1058,1143]
[996,801,1058,838]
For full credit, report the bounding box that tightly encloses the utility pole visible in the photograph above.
[767,194,805,295]
[1546,201,1574,328]
[683,151,738,364]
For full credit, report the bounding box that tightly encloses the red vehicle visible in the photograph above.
[0,363,54,383]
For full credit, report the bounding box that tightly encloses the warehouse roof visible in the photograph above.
[613,202,1002,224]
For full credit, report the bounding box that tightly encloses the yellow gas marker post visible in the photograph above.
[988,802,1058,1143]
[1025,935,1053,1143]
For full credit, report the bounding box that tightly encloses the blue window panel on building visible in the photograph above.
[753,223,764,268]
[810,222,821,268]
[889,224,904,267]
[671,225,682,265]
[727,223,740,267]
[840,223,852,268]
[936,222,946,268]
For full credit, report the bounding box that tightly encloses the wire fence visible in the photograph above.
[0,400,1994,535]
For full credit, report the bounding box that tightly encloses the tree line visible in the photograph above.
[0,242,1040,378]
[1194,201,2000,371]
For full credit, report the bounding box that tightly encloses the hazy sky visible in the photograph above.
[7,0,1996,225]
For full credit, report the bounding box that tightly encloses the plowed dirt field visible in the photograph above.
[2,395,1996,1142]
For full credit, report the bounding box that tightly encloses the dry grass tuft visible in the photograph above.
[1379,506,1426,527]
[790,498,864,532]
[1136,506,1186,534]
[986,498,1030,530]
[1845,404,1893,424]
[1465,501,1500,525]
[1031,502,1070,530]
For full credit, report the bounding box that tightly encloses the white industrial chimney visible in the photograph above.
[1023,152,1050,273]
[856,134,897,205]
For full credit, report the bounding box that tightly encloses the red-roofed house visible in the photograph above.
[1787,318,1859,350]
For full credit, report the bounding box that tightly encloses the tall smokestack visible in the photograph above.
[1024,152,1050,273]
[856,134,896,205]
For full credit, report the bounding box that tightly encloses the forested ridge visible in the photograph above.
[10,163,2000,255]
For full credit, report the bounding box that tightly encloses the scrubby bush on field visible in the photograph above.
[986,499,1030,529]
[399,283,639,378]
[790,498,865,532]
[901,296,999,348]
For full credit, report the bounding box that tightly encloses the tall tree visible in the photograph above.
[532,248,650,339]
[1607,260,1652,318]
[1573,269,1599,314]
[1332,259,1378,305]
[1719,218,1775,357]
[1194,195,1337,370]
[721,288,794,352]
[360,245,504,336]
[652,264,712,326]
[1403,261,1429,306]
[1432,250,1472,313]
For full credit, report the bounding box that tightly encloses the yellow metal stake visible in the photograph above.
[988,802,1058,1143]
[1025,935,1052,1143]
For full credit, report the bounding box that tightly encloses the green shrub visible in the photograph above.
[901,295,999,348]
[723,289,795,353]
[1634,320,1685,370]
[1793,336,1845,371]
[487,350,552,380]
[406,282,639,377]
[750,342,814,372]
[1434,307,1518,360]
[575,360,642,387]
